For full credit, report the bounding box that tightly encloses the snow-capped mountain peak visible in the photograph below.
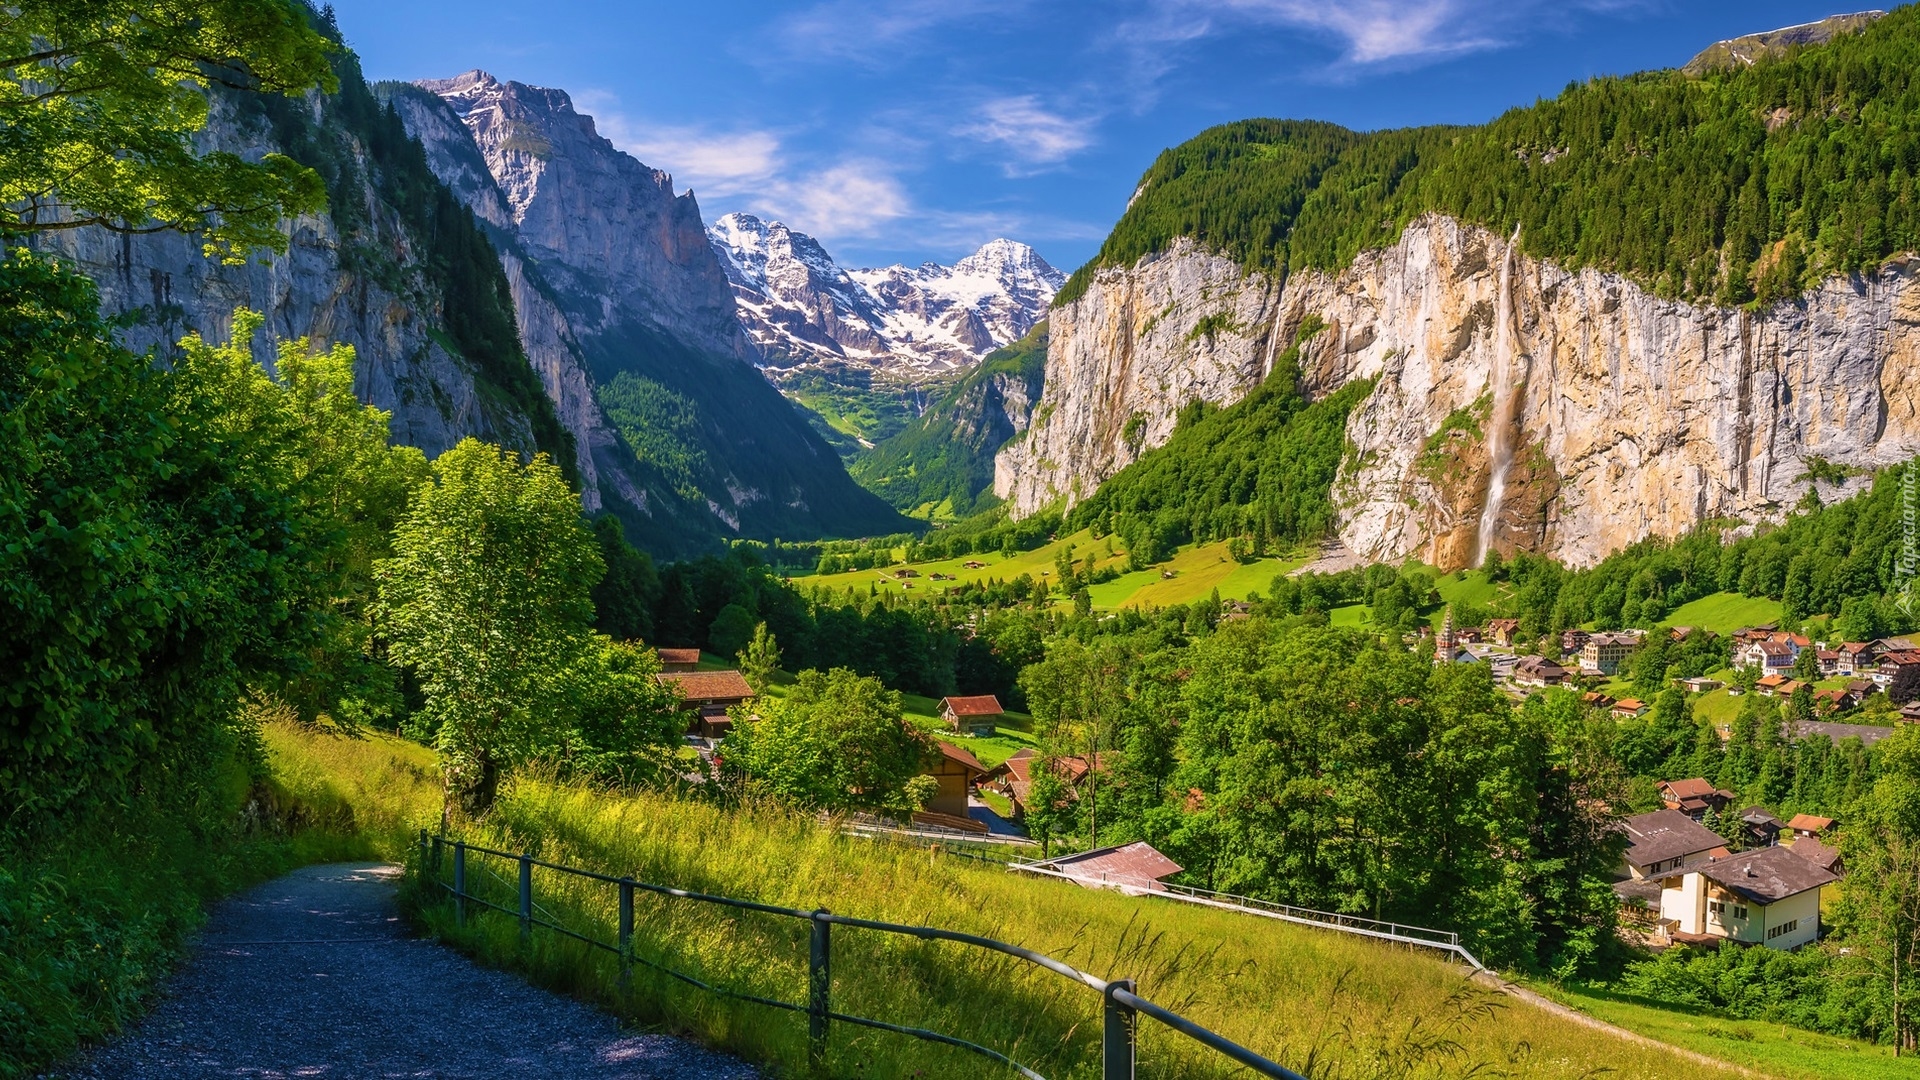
[708,216,1063,378]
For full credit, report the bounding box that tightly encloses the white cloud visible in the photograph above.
[570,90,782,199]
[754,163,915,240]
[1211,0,1498,63]
[956,96,1097,174]
[769,0,1031,65]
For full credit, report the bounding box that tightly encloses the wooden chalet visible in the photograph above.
[917,741,989,826]
[657,669,755,739]
[939,694,1005,736]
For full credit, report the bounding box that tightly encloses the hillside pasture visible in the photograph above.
[266,722,1752,1080]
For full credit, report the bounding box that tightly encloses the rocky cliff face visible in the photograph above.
[419,71,748,363]
[709,212,1063,378]
[401,71,903,542]
[994,238,1286,511]
[386,83,649,519]
[997,216,1920,568]
[34,93,535,462]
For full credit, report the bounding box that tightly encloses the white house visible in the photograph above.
[1657,846,1836,950]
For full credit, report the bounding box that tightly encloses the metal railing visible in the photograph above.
[416,830,1307,1080]
[1010,861,1484,970]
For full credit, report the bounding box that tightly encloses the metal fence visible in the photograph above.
[416,830,1308,1080]
[1006,860,1483,971]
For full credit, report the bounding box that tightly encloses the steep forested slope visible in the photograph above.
[852,324,1048,517]
[1059,8,1920,308]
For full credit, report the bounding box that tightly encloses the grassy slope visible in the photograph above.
[1530,980,1915,1080]
[267,721,1755,1080]
[1663,593,1786,636]
[797,530,1306,612]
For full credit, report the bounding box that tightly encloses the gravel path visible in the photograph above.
[49,862,757,1079]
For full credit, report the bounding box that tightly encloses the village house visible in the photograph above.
[1738,807,1784,848]
[1656,846,1835,950]
[1678,676,1723,693]
[939,694,1004,737]
[1732,624,1781,645]
[915,742,989,831]
[1659,778,1735,820]
[1812,687,1859,715]
[1815,649,1843,677]
[1621,809,1728,879]
[1738,640,1798,674]
[1756,674,1804,698]
[1581,630,1644,675]
[1611,698,1649,718]
[656,647,701,673]
[1561,629,1591,655]
[1787,813,1836,841]
[1582,691,1617,710]
[1901,702,1920,724]
[1786,836,1843,877]
[656,669,755,740]
[1512,655,1568,688]
[1837,641,1880,675]
[1485,618,1521,646]
[1878,650,1920,703]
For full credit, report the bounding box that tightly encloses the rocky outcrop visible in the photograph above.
[387,84,644,517]
[401,71,903,542]
[993,238,1286,511]
[997,216,1920,568]
[1682,10,1884,74]
[34,94,535,461]
[709,212,1063,379]
[419,71,748,364]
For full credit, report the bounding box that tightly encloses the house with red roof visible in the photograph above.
[939,694,1005,736]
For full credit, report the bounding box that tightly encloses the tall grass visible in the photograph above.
[0,724,374,1078]
[270,723,1742,1080]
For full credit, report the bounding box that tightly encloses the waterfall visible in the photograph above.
[1474,225,1524,567]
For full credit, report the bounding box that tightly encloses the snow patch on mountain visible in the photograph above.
[709,212,1063,378]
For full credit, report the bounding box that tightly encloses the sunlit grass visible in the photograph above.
[269,721,1750,1080]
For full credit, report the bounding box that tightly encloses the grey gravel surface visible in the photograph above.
[50,862,757,1079]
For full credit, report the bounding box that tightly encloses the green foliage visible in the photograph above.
[375,440,608,815]
[597,372,712,503]
[1064,321,1365,561]
[0,257,354,820]
[721,668,935,819]
[0,0,333,260]
[589,515,660,642]
[738,622,782,689]
[1061,9,1920,308]
[1166,624,1622,970]
[776,367,917,457]
[852,323,1050,517]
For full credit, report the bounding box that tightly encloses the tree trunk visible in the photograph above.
[443,751,502,824]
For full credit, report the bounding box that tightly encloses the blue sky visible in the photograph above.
[325,1,1895,271]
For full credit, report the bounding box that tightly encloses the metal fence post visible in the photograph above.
[431,833,443,873]
[519,853,534,942]
[453,842,467,927]
[619,877,635,989]
[1104,978,1136,1080]
[808,909,832,1068]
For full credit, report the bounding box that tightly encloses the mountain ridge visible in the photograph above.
[709,211,1063,380]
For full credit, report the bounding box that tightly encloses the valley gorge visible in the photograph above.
[994,213,1920,568]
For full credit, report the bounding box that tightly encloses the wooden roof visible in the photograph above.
[656,648,702,664]
[935,741,987,775]
[1036,842,1183,891]
[656,669,754,700]
[941,695,1004,716]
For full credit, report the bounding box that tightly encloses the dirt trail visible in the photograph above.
[47,862,756,1079]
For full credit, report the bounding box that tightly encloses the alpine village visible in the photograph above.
[20,3,1920,1079]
